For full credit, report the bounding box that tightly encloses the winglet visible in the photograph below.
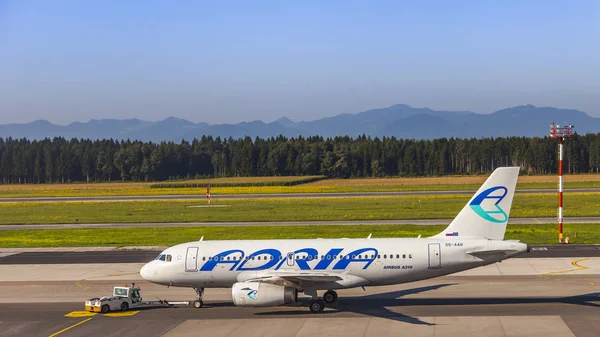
[367,233,372,239]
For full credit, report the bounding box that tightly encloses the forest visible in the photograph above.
[0,133,599,184]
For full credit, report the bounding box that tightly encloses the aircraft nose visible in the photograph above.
[140,262,154,281]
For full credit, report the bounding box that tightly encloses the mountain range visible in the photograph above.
[1,104,597,142]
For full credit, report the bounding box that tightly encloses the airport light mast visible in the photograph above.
[549,123,574,243]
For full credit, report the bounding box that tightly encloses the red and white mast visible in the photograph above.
[549,123,574,243]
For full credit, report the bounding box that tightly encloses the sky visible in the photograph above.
[1,0,599,125]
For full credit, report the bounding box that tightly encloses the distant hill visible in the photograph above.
[1,104,597,141]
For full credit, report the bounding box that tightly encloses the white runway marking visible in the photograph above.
[0,253,19,258]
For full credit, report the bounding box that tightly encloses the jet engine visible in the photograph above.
[231,282,297,307]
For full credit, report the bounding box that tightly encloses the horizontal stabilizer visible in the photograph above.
[467,249,521,260]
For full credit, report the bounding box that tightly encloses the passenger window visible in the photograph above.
[202,257,206,261]
[396,254,400,259]
[327,255,331,260]
[409,254,413,258]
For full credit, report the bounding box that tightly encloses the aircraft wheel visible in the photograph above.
[323,290,337,304]
[309,299,325,313]
[193,300,203,308]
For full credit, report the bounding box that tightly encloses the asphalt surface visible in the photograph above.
[1,278,599,337]
[1,216,600,230]
[1,244,599,265]
[1,187,599,203]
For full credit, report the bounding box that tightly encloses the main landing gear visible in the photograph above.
[323,290,338,304]
[193,287,204,308]
[308,290,338,313]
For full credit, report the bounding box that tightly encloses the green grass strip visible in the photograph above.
[0,193,599,225]
[0,223,595,247]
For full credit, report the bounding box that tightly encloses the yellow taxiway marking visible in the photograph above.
[544,258,590,275]
[65,311,97,318]
[103,310,140,317]
[48,317,93,337]
[75,280,90,291]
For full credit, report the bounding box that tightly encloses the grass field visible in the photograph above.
[0,223,594,247]
[150,175,325,188]
[306,173,600,186]
[0,193,599,225]
[1,174,600,198]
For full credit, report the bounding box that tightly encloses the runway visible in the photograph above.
[1,250,600,337]
[1,187,599,203]
[2,216,600,230]
[1,275,598,337]
[1,252,600,336]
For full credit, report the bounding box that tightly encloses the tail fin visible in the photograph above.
[431,167,520,240]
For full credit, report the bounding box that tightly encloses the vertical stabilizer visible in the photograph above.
[431,167,520,240]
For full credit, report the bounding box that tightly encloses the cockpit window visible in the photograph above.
[166,255,172,262]
[155,254,166,261]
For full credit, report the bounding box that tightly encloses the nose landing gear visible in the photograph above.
[193,287,204,308]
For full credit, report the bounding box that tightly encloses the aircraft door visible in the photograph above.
[185,247,199,272]
[286,252,295,266]
[428,243,441,269]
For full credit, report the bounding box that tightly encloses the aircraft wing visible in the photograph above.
[237,270,364,288]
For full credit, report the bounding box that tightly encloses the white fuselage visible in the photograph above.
[140,237,527,290]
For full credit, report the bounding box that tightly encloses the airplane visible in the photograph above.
[140,166,529,313]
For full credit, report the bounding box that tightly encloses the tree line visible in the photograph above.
[0,133,599,184]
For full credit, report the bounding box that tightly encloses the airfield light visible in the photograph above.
[549,123,575,243]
